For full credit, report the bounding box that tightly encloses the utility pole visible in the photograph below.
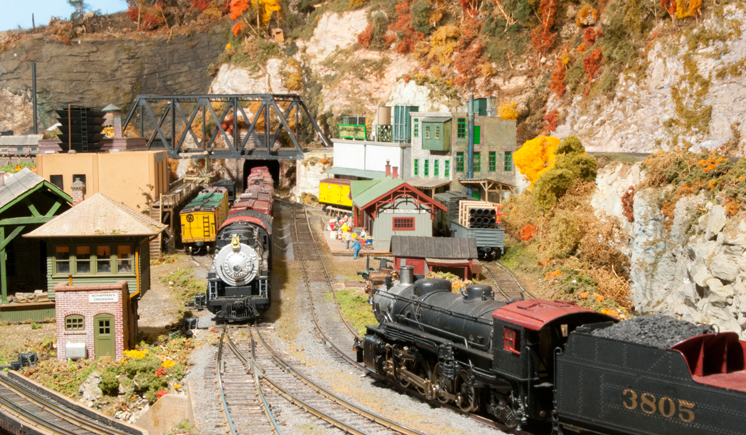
[32,14,35,29]
[467,94,474,197]
[32,63,38,134]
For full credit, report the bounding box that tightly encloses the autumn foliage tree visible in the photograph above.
[583,47,603,82]
[531,0,558,54]
[550,59,566,97]
[514,135,561,186]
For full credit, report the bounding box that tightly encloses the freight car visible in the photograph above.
[318,178,352,210]
[434,192,504,260]
[200,166,275,322]
[180,186,229,254]
[357,266,745,434]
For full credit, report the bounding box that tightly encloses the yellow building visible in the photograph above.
[36,151,169,212]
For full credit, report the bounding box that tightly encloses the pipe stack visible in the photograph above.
[459,200,499,228]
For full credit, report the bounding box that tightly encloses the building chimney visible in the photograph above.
[0,172,5,188]
[103,104,123,139]
[385,159,391,177]
[392,166,398,178]
[71,177,85,206]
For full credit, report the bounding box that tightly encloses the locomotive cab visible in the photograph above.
[491,301,616,427]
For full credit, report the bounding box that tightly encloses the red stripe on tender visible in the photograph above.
[218,215,269,233]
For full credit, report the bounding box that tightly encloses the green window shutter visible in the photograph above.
[435,126,440,139]
[473,152,481,172]
[414,119,419,138]
[424,159,429,177]
[433,159,439,177]
[474,126,481,145]
[456,152,464,173]
[489,151,496,172]
[457,118,466,139]
[414,158,419,176]
[504,151,513,171]
[445,160,450,177]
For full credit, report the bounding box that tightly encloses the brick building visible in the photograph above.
[408,111,516,202]
[54,281,133,361]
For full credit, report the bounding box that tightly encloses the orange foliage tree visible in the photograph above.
[550,59,566,97]
[582,47,603,82]
[191,0,210,11]
[454,41,483,77]
[543,110,559,132]
[390,1,423,54]
[531,0,558,54]
[358,24,373,48]
[575,4,598,27]
[232,21,245,36]
[230,0,249,20]
[661,0,676,18]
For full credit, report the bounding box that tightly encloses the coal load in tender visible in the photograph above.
[592,315,712,348]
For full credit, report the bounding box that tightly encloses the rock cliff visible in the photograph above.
[0,32,224,133]
[595,161,746,337]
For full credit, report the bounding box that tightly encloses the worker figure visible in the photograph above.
[345,231,353,249]
[352,238,362,259]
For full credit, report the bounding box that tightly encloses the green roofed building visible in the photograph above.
[0,169,72,321]
[351,176,445,250]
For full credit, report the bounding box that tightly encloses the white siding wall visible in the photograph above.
[334,142,366,170]
[372,199,433,250]
[365,144,402,172]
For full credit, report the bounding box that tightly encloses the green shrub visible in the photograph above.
[410,1,432,34]
[100,369,119,396]
[555,154,597,182]
[533,168,575,212]
[556,135,584,155]
[30,323,41,330]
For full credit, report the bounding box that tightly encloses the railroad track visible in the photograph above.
[483,260,534,301]
[0,371,144,435]
[233,325,424,435]
[285,201,363,368]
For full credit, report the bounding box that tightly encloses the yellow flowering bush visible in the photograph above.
[161,359,176,368]
[513,136,560,186]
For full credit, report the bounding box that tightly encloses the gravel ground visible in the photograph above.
[592,315,713,347]
[182,203,508,435]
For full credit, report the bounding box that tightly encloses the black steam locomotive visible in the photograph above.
[200,167,274,322]
[356,266,746,434]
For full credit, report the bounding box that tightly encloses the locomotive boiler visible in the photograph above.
[357,266,746,434]
[201,167,274,322]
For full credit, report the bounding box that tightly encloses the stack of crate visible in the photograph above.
[459,200,500,229]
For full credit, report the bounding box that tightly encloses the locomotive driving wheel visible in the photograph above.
[431,363,453,404]
[456,370,479,412]
[414,360,432,397]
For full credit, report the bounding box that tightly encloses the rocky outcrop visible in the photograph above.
[557,4,746,155]
[629,188,746,337]
[0,33,224,133]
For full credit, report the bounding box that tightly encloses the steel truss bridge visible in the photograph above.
[122,94,330,160]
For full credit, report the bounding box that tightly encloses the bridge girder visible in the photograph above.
[122,94,330,160]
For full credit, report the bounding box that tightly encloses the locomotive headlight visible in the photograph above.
[214,239,260,286]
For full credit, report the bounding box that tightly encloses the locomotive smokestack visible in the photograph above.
[400,265,414,285]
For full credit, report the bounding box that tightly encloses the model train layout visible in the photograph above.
[356,265,746,434]
[193,167,275,322]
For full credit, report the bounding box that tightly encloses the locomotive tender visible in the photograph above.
[203,167,274,322]
[357,265,746,434]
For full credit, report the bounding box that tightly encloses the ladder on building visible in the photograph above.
[203,215,211,238]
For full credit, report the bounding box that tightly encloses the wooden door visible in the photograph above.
[94,314,116,359]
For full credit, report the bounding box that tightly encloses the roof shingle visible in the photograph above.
[26,193,166,238]
[390,236,478,259]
